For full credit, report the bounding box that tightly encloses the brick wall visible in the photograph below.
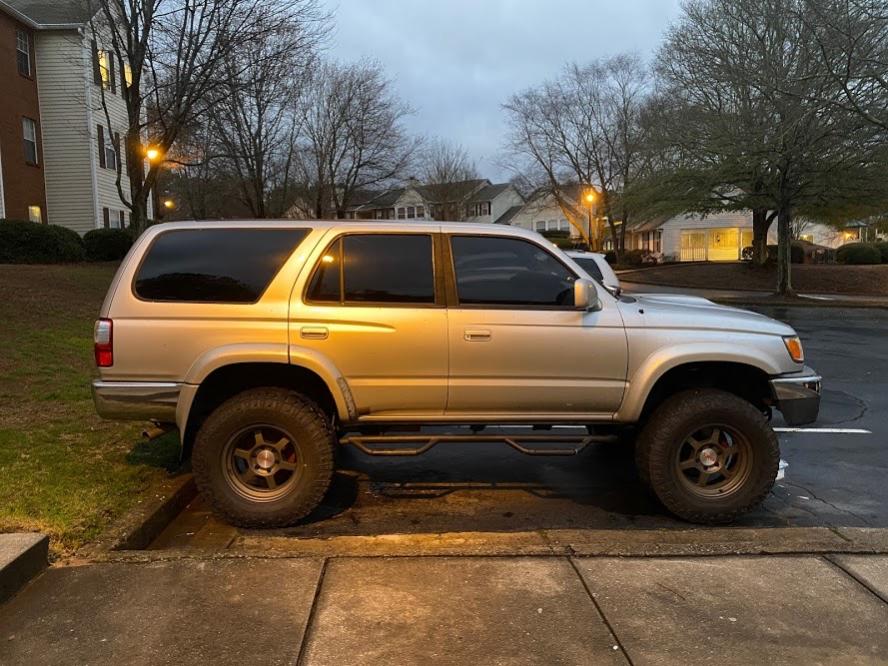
[0,11,47,222]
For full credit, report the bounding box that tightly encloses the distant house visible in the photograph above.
[616,211,859,262]
[348,178,524,223]
[508,185,598,237]
[0,0,146,232]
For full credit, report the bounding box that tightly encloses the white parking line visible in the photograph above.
[773,427,871,434]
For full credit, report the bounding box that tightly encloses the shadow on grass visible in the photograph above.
[125,431,184,474]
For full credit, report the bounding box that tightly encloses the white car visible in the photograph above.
[566,251,620,293]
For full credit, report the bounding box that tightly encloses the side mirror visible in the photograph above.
[574,278,600,311]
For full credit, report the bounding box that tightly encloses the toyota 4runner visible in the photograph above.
[92,221,821,527]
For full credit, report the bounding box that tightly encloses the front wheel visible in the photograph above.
[635,389,778,524]
[192,388,335,528]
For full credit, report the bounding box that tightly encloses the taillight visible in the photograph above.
[94,318,113,367]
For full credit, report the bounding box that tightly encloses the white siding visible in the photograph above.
[660,211,753,261]
[510,194,579,237]
[35,30,95,233]
[490,187,524,223]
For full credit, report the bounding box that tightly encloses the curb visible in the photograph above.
[79,473,197,558]
[0,533,49,603]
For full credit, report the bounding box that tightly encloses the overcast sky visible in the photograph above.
[323,0,685,181]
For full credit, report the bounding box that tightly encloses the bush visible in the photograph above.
[0,220,85,263]
[84,228,133,261]
[620,249,648,266]
[837,242,882,265]
[539,229,570,239]
[874,241,888,264]
[604,251,617,265]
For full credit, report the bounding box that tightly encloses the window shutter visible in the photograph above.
[91,40,101,85]
[110,57,116,94]
[102,207,110,229]
[114,132,121,169]
[97,125,106,168]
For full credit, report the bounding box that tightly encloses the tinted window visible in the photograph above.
[135,228,309,302]
[307,238,342,302]
[451,236,576,307]
[307,234,435,304]
[572,257,604,283]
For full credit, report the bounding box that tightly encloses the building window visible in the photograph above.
[22,118,38,164]
[115,210,125,229]
[397,207,406,220]
[93,45,116,93]
[407,206,416,219]
[416,205,424,218]
[534,220,546,232]
[103,207,110,228]
[97,126,120,170]
[28,205,42,223]
[16,30,31,77]
[559,219,570,231]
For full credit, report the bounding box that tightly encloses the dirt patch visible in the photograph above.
[619,263,888,296]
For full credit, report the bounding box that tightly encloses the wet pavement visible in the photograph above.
[149,306,888,551]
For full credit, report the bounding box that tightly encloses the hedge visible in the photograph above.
[874,241,888,263]
[837,242,882,265]
[766,243,805,264]
[0,219,85,263]
[84,228,133,261]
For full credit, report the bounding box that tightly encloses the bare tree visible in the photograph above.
[293,60,420,219]
[418,138,479,220]
[86,0,329,230]
[503,54,652,256]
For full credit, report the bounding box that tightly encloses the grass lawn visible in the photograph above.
[618,262,888,296]
[0,263,179,558]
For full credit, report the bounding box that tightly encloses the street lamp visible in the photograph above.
[163,199,175,210]
[583,187,597,250]
[145,146,163,163]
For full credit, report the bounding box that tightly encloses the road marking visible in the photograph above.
[774,427,871,434]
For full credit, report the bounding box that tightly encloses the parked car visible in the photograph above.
[565,251,620,292]
[93,221,821,528]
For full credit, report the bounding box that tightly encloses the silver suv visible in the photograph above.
[92,221,821,527]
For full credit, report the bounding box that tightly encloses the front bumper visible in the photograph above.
[92,380,180,422]
[769,367,822,426]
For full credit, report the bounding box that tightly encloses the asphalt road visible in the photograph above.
[150,306,888,550]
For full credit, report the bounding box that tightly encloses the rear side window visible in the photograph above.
[134,228,309,303]
[306,234,435,305]
[572,257,604,283]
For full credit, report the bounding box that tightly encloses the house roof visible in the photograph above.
[468,183,510,203]
[416,179,487,203]
[494,205,523,226]
[0,0,89,27]
[357,188,405,210]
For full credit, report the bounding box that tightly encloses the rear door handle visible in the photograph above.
[464,329,491,342]
[301,326,329,340]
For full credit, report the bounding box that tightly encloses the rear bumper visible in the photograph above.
[91,380,180,422]
[769,367,822,426]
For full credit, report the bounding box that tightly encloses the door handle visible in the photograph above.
[300,326,329,340]
[464,329,491,342]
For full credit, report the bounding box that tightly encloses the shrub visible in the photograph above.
[620,249,648,266]
[604,251,617,265]
[539,229,570,239]
[874,241,888,264]
[0,220,85,263]
[84,228,133,261]
[837,242,882,265]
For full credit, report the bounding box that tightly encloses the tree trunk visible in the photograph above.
[751,208,770,266]
[776,206,793,295]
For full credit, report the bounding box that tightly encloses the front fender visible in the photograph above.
[616,340,786,423]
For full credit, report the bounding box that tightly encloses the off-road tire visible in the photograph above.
[192,388,335,528]
[635,389,778,524]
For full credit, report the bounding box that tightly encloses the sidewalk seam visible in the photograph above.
[295,557,328,666]
[568,557,634,665]
[822,555,888,607]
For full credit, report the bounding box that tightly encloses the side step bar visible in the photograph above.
[339,433,617,457]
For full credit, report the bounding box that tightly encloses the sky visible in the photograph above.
[323,0,685,181]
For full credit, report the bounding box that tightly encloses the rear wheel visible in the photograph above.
[635,389,778,524]
[192,388,335,528]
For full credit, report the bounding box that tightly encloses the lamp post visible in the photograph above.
[584,188,597,250]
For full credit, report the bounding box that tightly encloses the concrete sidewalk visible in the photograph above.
[1,554,886,665]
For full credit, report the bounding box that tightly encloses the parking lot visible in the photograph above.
[148,305,888,553]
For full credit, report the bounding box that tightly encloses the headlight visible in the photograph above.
[783,336,804,363]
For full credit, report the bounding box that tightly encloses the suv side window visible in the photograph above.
[450,235,577,307]
[134,228,310,303]
[571,256,604,283]
[306,233,435,305]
